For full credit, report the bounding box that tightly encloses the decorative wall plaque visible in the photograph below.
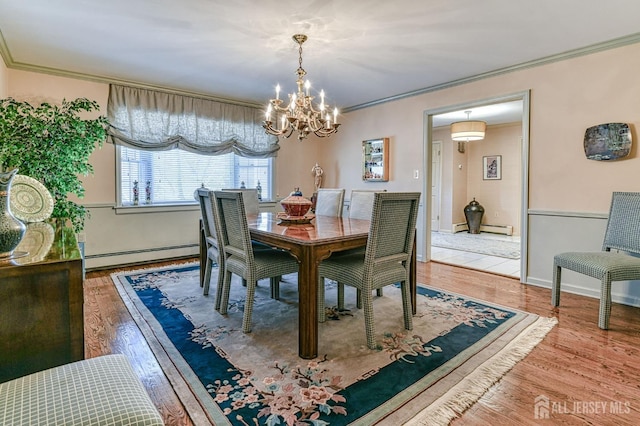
[584,123,631,161]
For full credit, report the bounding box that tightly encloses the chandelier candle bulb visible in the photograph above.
[276,84,280,100]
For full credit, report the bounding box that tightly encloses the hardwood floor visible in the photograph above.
[84,259,640,425]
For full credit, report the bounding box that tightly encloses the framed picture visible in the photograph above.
[483,155,501,180]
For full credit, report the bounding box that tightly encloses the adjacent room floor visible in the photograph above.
[431,232,521,278]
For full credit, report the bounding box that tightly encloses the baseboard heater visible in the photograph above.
[452,223,513,236]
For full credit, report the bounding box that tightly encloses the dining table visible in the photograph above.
[244,212,417,359]
[199,211,416,359]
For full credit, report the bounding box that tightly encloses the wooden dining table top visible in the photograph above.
[246,213,371,245]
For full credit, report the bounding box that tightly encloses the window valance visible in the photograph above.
[107,84,279,158]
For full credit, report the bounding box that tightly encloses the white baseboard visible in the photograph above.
[452,223,513,236]
[526,277,640,308]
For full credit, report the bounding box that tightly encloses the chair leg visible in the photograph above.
[598,278,613,329]
[551,262,562,307]
[400,281,413,331]
[337,283,345,310]
[376,288,383,297]
[242,276,258,333]
[218,270,233,315]
[270,277,280,300]
[361,289,377,350]
[356,289,362,309]
[214,262,225,311]
[318,277,326,323]
[202,257,213,295]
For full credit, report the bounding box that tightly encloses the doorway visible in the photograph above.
[421,91,530,282]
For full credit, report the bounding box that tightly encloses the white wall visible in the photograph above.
[6,42,640,308]
[318,42,640,306]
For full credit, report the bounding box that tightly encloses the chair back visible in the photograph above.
[196,187,220,248]
[213,191,254,264]
[222,188,259,215]
[315,188,345,217]
[348,189,386,220]
[365,192,421,269]
[602,191,640,255]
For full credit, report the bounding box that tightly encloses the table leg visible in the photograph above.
[297,246,318,359]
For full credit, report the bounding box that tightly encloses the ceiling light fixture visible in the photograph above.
[263,34,340,141]
[451,110,486,142]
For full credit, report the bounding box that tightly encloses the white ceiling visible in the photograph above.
[1,0,640,125]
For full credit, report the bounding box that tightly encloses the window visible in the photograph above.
[118,146,272,206]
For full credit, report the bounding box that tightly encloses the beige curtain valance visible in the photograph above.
[107,84,279,158]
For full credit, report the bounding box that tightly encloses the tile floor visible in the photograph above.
[430,233,521,278]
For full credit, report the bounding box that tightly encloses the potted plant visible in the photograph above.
[0,97,108,232]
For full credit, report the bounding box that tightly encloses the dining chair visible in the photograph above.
[213,190,299,333]
[318,192,421,349]
[196,188,226,310]
[314,188,345,217]
[348,189,382,220]
[222,188,259,215]
[552,191,640,329]
[336,189,388,308]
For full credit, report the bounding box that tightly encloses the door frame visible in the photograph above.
[431,140,442,232]
[421,90,531,282]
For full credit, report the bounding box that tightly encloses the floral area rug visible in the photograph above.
[111,263,555,425]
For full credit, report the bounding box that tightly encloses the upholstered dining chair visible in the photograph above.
[318,192,421,349]
[552,191,640,329]
[336,189,388,309]
[348,189,381,220]
[213,190,299,333]
[196,187,226,309]
[222,188,259,215]
[314,188,345,217]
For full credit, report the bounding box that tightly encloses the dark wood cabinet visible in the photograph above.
[0,224,84,383]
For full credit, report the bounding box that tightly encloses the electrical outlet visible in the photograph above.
[413,170,419,179]
[494,212,499,218]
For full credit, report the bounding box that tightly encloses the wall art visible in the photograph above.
[483,155,501,180]
[584,123,631,161]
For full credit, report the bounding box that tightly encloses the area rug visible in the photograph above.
[111,263,555,425]
[431,232,521,260]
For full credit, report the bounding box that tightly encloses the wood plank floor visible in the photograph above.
[84,259,640,425]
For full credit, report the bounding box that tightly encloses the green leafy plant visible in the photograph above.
[0,97,108,232]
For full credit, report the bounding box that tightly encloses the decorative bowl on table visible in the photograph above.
[279,190,314,224]
[280,192,313,217]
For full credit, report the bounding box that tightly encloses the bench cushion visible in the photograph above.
[0,354,164,425]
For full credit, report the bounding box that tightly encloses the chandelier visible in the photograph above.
[263,34,340,141]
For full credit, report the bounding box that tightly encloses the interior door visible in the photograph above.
[431,141,442,231]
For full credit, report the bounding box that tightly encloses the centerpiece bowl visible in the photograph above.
[280,193,312,218]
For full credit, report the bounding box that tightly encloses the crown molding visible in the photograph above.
[343,32,640,113]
